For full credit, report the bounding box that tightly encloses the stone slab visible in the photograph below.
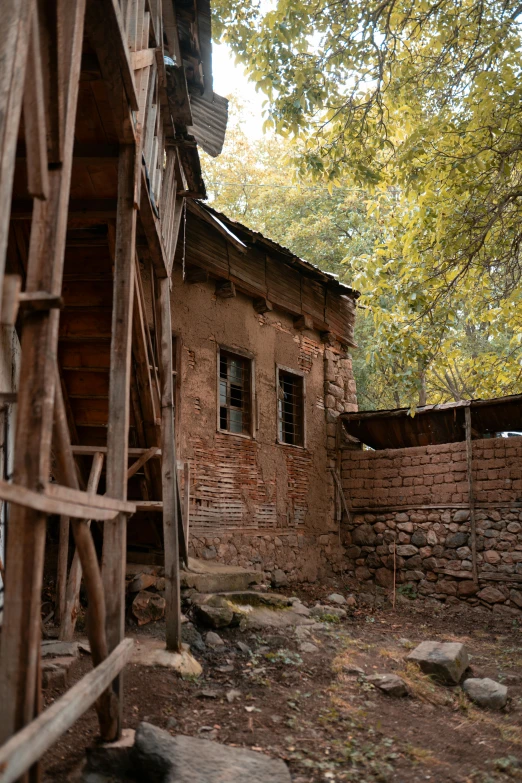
[463,678,508,710]
[134,722,292,782]
[406,641,469,684]
[131,637,202,676]
[181,559,262,594]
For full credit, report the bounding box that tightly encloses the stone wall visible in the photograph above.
[340,437,522,614]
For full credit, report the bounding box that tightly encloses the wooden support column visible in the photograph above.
[156,275,181,651]
[102,143,137,730]
[0,0,86,749]
[55,515,70,624]
[464,406,478,583]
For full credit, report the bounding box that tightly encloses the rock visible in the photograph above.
[327,593,346,605]
[457,581,479,597]
[41,641,79,658]
[343,664,365,676]
[42,663,68,689]
[396,545,418,557]
[132,640,202,677]
[446,532,469,549]
[271,569,288,588]
[352,524,377,546]
[453,510,470,523]
[476,586,506,604]
[483,550,501,565]
[205,631,224,647]
[201,546,217,560]
[127,572,157,593]
[375,567,394,588]
[411,531,427,548]
[310,604,347,619]
[236,641,251,654]
[510,589,522,608]
[406,641,469,684]
[133,722,292,782]
[366,673,408,697]
[194,600,234,629]
[86,728,136,778]
[290,602,311,616]
[345,594,357,607]
[295,626,310,639]
[299,642,319,654]
[463,678,508,710]
[182,623,205,654]
[226,689,242,703]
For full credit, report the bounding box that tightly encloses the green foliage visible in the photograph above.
[210,2,522,405]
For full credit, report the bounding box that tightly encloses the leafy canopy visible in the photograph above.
[211,1,522,405]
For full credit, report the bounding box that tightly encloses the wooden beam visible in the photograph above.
[0,479,119,520]
[185,266,208,284]
[59,452,104,642]
[0,639,134,783]
[55,514,70,625]
[215,279,236,299]
[23,7,49,200]
[253,298,273,314]
[127,446,160,480]
[71,445,162,457]
[135,500,163,511]
[156,276,182,651]
[130,47,155,70]
[294,314,314,331]
[139,167,168,277]
[464,406,478,583]
[0,0,33,322]
[46,483,135,514]
[102,143,137,733]
[183,461,190,557]
[0,0,89,751]
[84,0,137,145]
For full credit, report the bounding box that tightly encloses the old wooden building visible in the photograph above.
[128,201,359,581]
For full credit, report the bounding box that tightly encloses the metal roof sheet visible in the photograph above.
[341,394,522,449]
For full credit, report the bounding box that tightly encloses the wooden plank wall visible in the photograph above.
[178,213,356,345]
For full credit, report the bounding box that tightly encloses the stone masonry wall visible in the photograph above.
[340,437,522,615]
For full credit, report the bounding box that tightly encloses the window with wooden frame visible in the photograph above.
[277,367,305,447]
[218,349,252,436]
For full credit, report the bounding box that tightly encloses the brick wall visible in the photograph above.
[342,437,522,508]
[340,437,522,616]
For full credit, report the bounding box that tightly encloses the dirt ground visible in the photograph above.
[42,583,522,783]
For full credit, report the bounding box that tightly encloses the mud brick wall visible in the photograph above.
[340,437,522,614]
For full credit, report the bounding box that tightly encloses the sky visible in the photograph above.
[211,42,266,137]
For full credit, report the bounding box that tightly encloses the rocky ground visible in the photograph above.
[41,582,522,783]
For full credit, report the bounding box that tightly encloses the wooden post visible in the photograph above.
[55,515,70,624]
[0,0,34,315]
[59,451,104,641]
[0,0,86,749]
[156,275,182,651]
[464,405,478,583]
[183,460,190,550]
[102,143,137,731]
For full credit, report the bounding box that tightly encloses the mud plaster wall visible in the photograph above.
[165,265,357,582]
[340,437,522,615]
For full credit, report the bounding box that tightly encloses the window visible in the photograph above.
[219,350,252,435]
[277,369,304,446]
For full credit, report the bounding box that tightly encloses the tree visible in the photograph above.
[212,1,522,405]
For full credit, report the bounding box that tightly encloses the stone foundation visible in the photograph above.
[189,530,346,584]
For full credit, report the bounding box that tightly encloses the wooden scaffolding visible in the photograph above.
[0,0,219,778]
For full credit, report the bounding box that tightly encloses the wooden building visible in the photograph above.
[0,0,229,777]
[128,201,360,580]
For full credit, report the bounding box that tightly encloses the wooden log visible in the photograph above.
[59,452,104,642]
[102,143,137,733]
[0,0,33,318]
[465,406,478,583]
[53,377,118,740]
[135,500,163,512]
[0,275,22,326]
[253,298,272,314]
[23,7,49,200]
[0,638,134,783]
[215,279,236,299]
[156,276,181,651]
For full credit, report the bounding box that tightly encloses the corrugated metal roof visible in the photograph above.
[188,91,229,157]
[195,202,359,298]
[341,394,522,449]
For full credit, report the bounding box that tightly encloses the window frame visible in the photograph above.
[276,364,306,449]
[216,345,256,439]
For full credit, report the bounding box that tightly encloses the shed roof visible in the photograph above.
[341,394,522,450]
